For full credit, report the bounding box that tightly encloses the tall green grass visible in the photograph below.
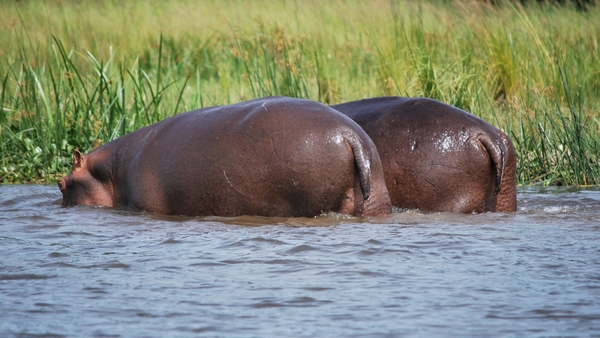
[1,0,599,185]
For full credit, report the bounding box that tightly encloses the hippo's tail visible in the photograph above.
[477,132,507,196]
[495,129,518,211]
[344,131,373,200]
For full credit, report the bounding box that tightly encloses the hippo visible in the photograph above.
[58,97,392,217]
[332,96,517,213]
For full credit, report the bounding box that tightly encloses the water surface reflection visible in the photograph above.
[1,185,599,337]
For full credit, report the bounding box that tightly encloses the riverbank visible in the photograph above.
[1,0,599,185]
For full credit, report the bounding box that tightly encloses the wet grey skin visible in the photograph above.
[58,96,392,217]
[333,96,517,213]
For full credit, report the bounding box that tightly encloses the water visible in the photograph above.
[1,184,600,337]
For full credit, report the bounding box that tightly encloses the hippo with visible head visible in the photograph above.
[332,96,517,213]
[58,97,391,217]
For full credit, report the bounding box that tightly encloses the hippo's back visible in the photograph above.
[333,96,516,213]
[124,97,390,217]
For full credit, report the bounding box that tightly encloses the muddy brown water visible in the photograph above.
[1,184,600,337]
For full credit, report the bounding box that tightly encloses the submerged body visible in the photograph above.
[58,97,391,217]
[333,97,517,213]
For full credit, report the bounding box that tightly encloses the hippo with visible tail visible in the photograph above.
[332,96,517,213]
[58,97,391,217]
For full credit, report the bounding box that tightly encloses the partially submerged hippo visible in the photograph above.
[58,97,391,217]
[332,97,517,213]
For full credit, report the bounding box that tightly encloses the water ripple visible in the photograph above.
[1,185,600,337]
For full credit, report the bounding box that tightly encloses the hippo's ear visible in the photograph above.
[73,150,85,169]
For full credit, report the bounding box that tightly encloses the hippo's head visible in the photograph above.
[58,150,113,207]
